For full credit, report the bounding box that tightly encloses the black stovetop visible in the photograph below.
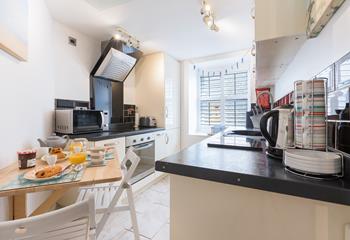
[207,133,265,151]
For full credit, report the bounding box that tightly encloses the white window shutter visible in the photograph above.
[199,71,248,129]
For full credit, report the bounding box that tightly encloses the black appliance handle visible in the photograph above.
[260,110,279,147]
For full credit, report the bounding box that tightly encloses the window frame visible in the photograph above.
[335,51,350,90]
[197,68,249,133]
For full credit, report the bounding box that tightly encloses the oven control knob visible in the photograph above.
[140,138,144,141]
[133,139,136,143]
[147,137,151,140]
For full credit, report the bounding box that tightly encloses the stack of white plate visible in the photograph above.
[284,149,342,175]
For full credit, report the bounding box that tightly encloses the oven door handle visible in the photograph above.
[132,142,154,151]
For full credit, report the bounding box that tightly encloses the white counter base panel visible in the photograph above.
[170,174,350,240]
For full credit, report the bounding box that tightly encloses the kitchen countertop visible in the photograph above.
[155,130,350,206]
[64,127,165,141]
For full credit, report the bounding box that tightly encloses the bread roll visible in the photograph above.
[35,165,62,178]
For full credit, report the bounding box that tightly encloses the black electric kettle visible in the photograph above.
[260,105,294,159]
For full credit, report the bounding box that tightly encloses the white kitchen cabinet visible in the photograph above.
[255,0,308,41]
[135,52,180,130]
[155,129,180,161]
[164,54,181,130]
[155,131,167,161]
[157,127,181,159]
[165,128,180,156]
[255,0,308,86]
[135,52,181,159]
[93,137,125,161]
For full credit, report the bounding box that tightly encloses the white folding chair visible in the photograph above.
[0,196,96,240]
[77,147,140,239]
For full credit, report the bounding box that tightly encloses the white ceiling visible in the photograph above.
[45,0,254,60]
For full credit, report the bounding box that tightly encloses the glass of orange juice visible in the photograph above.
[69,139,87,152]
[69,146,87,164]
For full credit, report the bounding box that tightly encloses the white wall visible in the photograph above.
[53,21,100,101]
[274,0,350,99]
[0,0,55,221]
[53,21,136,104]
[0,0,102,220]
[124,69,136,104]
[181,61,207,149]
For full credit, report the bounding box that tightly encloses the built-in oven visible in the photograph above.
[125,133,155,184]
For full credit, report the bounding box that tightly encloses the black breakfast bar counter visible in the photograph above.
[156,134,350,206]
[65,127,165,141]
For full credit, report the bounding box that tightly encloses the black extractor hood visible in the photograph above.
[91,38,143,82]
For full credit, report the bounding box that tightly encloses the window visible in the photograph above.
[198,70,248,131]
[316,65,334,92]
[336,52,350,89]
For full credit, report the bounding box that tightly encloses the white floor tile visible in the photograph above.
[126,202,169,239]
[113,230,150,240]
[149,177,169,194]
[135,189,170,213]
[98,211,131,240]
[153,223,170,240]
[98,176,170,240]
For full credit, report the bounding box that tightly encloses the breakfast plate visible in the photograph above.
[23,165,72,182]
[41,151,69,163]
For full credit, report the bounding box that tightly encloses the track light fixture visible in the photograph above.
[113,27,140,49]
[200,1,219,32]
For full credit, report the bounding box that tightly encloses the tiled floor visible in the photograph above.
[98,176,170,240]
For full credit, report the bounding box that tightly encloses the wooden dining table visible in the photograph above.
[0,158,122,220]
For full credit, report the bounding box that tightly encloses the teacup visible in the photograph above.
[36,147,50,159]
[46,155,57,166]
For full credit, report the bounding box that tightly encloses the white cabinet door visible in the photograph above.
[165,128,180,156]
[135,53,165,128]
[255,0,307,41]
[94,137,126,161]
[164,55,181,130]
[155,129,180,160]
[155,131,167,161]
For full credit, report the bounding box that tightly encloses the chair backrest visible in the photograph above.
[0,196,96,240]
[121,147,141,184]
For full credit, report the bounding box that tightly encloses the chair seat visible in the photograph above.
[78,185,119,210]
[0,197,96,240]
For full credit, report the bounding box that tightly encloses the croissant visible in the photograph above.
[35,165,62,178]
[49,148,65,159]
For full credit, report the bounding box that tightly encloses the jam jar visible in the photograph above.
[17,150,36,169]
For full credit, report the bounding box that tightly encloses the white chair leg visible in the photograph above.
[126,186,140,240]
[96,186,124,236]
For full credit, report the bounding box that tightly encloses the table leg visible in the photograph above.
[13,194,26,219]
[30,188,68,217]
[8,196,13,219]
